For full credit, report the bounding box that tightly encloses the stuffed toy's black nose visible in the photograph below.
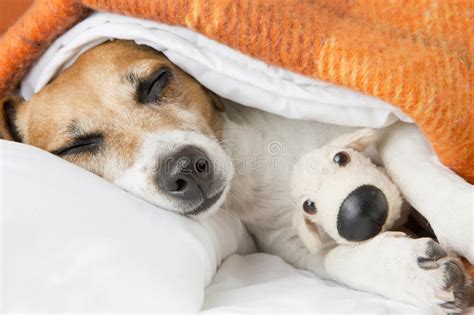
[337,185,388,242]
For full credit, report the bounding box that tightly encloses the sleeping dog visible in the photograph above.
[0,40,471,313]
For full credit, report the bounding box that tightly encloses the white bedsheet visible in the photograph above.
[204,254,422,314]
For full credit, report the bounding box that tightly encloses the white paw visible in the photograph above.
[403,238,471,314]
[436,233,474,265]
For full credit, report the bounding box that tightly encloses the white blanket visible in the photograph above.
[21,13,412,128]
[2,12,427,313]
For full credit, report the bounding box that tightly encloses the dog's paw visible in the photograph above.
[409,239,471,314]
[436,233,474,265]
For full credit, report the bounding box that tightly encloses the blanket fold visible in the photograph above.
[0,0,472,182]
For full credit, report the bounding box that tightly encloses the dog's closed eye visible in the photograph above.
[52,133,104,156]
[137,66,172,104]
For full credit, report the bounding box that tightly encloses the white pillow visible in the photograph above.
[0,140,254,312]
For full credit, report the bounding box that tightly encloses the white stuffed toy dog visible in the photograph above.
[291,128,409,252]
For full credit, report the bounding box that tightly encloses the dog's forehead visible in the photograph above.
[17,40,222,152]
[55,41,173,90]
[18,42,170,138]
[27,41,171,107]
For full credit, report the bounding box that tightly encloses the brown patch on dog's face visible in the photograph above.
[10,41,224,182]
[1,41,232,217]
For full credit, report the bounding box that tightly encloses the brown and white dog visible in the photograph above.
[1,40,471,313]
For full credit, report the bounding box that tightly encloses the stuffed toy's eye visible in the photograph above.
[333,151,350,167]
[303,199,317,215]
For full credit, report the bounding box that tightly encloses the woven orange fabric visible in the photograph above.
[0,0,472,182]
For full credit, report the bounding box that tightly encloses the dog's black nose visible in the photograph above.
[156,146,213,201]
[337,185,388,242]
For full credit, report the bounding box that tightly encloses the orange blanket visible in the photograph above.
[0,0,472,182]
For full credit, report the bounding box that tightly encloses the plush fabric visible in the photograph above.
[0,0,472,182]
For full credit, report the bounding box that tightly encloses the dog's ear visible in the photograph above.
[206,89,225,112]
[293,212,322,254]
[0,96,24,142]
[329,128,377,152]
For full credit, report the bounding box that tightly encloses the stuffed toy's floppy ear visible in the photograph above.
[329,128,378,152]
[293,212,323,254]
[0,96,24,142]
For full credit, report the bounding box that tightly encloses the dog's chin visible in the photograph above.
[146,183,230,219]
[183,184,230,219]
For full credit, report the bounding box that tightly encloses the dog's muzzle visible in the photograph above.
[337,185,388,242]
[156,145,215,206]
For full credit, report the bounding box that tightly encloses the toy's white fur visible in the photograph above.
[291,128,405,249]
